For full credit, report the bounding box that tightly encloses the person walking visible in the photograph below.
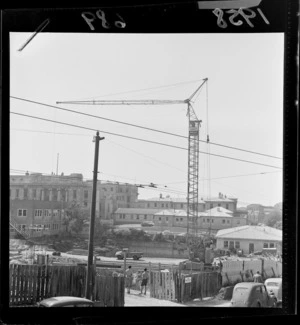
[140,268,149,295]
[125,265,133,294]
[253,271,263,283]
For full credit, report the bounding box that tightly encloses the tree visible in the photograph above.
[263,209,282,227]
[63,203,89,235]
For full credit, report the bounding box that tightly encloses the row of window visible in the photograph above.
[15,223,60,231]
[224,241,276,249]
[11,188,89,201]
[17,209,63,217]
[224,241,240,249]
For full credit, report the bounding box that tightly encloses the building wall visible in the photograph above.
[10,199,63,237]
[216,238,282,254]
[10,174,139,235]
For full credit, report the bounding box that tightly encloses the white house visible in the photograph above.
[215,225,282,254]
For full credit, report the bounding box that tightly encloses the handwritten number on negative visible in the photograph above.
[82,10,126,30]
[213,7,269,29]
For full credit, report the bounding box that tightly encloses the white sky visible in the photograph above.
[10,33,284,207]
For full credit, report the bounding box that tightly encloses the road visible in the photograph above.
[34,250,187,266]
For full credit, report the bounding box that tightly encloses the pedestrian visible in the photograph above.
[140,268,149,295]
[253,271,263,283]
[125,265,133,294]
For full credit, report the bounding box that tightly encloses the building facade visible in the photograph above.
[9,172,138,237]
[215,225,282,254]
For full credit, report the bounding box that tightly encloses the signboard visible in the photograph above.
[185,277,192,283]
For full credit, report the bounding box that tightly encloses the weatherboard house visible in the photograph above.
[215,225,282,255]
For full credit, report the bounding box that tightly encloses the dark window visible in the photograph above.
[235,241,240,249]
[137,215,139,220]
[84,190,88,199]
[154,203,157,207]
[180,204,183,208]
[52,189,58,201]
[226,204,229,209]
[44,189,50,201]
[18,209,27,217]
[147,203,150,208]
[144,215,147,219]
[180,218,183,221]
[224,241,228,248]
[210,203,213,209]
[263,243,268,248]
[270,243,275,248]
[159,217,161,221]
[176,218,179,222]
[24,188,28,199]
[16,189,19,198]
[61,189,66,201]
[218,203,221,207]
[222,219,225,224]
[162,203,164,208]
[32,189,37,199]
[212,219,214,223]
[73,190,77,199]
[166,217,169,221]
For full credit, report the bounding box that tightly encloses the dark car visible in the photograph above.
[52,251,61,256]
[38,296,95,307]
[231,282,277,307]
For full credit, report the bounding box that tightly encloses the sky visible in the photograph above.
[10,33,284,207]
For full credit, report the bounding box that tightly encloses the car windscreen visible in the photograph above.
[266,282,280,287]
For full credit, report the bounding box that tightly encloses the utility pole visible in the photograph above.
[85,131,105,299]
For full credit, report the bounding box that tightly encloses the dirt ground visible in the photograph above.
[124,290,185,307]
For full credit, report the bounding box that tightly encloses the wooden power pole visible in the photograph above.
[85,131,105,299]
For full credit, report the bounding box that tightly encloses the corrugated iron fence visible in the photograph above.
[9,264,124,306]
[221,259,282,286]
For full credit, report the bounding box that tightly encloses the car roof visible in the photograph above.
[234,282,263,288]
[265,278,282,283]
[39,296,94,307]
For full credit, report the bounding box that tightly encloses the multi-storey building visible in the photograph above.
[132,194,206,211]
[9,172,138,237]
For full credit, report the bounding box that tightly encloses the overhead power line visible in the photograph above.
[10,96,282,160]
[11,111,282,169]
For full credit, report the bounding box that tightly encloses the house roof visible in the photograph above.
[139,197,206,203]
[205,197,235,203]
[215,225,282,242]
[114,208,160,215]
[154,209,208,217]
[205,207,233,217]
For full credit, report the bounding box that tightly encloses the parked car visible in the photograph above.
[52,251,61,256]
[264,278,282,307]
[231,282,277,307]
[141,221,154,227]
[115,250,143,260]
[38,296,95,307]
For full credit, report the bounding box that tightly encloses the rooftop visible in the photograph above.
[216,225,282,241]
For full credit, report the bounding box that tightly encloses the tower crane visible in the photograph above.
[57,78,208,259]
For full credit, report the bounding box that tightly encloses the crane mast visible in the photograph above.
[57,78,208,259]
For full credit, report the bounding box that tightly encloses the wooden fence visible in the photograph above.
[149,268,221,303]
[9,264,124,306]
[174,271,222,303]
[150,270,176,301]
